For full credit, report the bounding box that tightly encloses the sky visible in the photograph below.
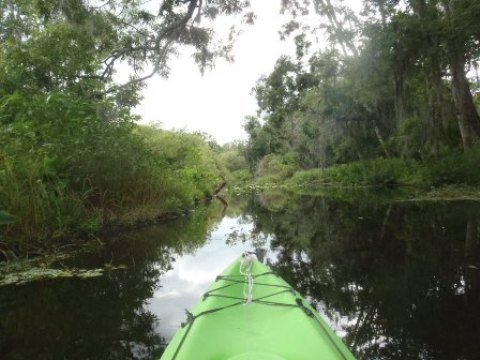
[134,1,296,144]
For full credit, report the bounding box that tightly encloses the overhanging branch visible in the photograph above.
[104,0,200,93]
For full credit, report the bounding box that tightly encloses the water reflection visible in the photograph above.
[1,193,479,360]
[148,216,256,340]
[245,191,480,360]
[0,205,228,360]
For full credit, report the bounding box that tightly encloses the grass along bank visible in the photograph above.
[0,116,226,257]
[249,145,480,200]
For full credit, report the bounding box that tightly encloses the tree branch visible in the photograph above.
[104,0,200,92]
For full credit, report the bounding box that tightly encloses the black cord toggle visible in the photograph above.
[296,298,314,317]
[181,309,194,328]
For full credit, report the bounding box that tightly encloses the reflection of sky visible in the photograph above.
[147,216,264,340]
[147,215,350,343]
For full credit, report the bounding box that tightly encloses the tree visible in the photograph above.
[0,0,251,247]
[246,0,480,175]
[0,0,250,98]
[440,0,480,148]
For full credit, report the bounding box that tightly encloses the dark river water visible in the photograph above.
[1,190,480,360]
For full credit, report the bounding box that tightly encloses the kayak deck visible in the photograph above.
[160,257,356,360]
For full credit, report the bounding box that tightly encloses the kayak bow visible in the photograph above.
[160,255,356,360]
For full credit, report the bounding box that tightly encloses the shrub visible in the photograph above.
[426,145,480,186]
[255,153,299,185]
[287,145,480,190]
[0,97,225,245]
[287,158,429,188]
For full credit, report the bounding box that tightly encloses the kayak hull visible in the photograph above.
[160,257,356,360]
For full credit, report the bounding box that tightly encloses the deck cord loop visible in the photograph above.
[296,298,314,317]
[170,264,349,360]
[239,252,256,304]
[180,310,194,328]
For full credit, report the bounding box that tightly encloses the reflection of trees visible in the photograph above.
[0,273,164,360]
[246,193,480,360]
[0,204,223,360]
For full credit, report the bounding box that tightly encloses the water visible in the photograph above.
[1,191,480,359]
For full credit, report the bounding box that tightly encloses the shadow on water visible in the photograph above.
[247,189,480,360]
[1,191,480,360]
[0,203,224,360]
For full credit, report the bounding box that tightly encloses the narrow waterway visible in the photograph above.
[1,191,480,359]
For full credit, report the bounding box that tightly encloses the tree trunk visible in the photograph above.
[450,49,480,150]
[372,120,391,158]
[409,0,448,155]
[394,71,405,127]
[426,50,446,157]
[441,0,480,150]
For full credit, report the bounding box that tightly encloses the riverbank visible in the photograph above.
[0,192,226,262]
[0,123,227,259]
[0,199,226,287]
[244,145,480,202]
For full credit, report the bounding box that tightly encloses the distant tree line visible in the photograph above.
[245,0,480,173]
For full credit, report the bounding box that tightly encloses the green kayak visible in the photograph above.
[160,254,356,360]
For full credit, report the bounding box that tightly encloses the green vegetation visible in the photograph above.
[0,114,225,247]
[216,142,252,185]
[0,200,224,287]
[254,153,298,186]
[138,127,225,207]
[0,0,250,255]
[2,0,480,255]
[244,0,480,194]
[284,144,480,191]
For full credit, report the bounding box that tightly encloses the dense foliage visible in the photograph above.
[245,0,480,185]
[0,0,250,252]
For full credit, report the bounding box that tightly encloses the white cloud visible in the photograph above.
[133,0,364,144]
[134,0,296,144]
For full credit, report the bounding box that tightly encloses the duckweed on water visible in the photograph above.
[0,253,127,287]
[0,267,105,286]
